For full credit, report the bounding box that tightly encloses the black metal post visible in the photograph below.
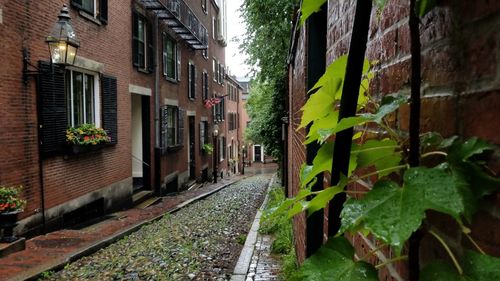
[213,136,218,183]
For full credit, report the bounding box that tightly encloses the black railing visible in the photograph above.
[139,0,208,49]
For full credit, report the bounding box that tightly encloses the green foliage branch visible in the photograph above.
[239,0,299,160]
[265,1,500,279]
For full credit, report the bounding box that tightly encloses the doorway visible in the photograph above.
[254,145,262,162]
[188,116,196,179]
[131,94,151,191]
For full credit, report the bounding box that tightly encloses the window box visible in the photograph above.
[69,142,106,155]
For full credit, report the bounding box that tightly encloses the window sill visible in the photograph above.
[165,76,178,84]
[79,11,103,26]
[162,145,183,154]
[137,68,152,74]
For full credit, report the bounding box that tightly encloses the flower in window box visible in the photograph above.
[0,186,26,214]
[202,143,214,154]
[66,124,111,146]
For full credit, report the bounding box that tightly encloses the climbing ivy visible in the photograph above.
[271,1,500,279]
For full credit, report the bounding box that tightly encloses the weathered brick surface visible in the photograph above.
[0,0,227,235]
[288,0,500,278]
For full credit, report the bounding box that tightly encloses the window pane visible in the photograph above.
[85,74,94,124]
[73,71,84,126]
[166,107,177,146]
[165,38,175,78]
[82,0,94,13]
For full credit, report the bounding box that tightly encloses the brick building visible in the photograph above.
[287,0,500,279]
[224,75,242,175]
[0,0,230,237]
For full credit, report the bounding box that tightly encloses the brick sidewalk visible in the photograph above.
[0,176,243,281]
[246,234,282,281]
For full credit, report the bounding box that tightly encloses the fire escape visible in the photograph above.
[139,0,208,50]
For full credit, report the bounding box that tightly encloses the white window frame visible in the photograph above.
[66,67,101,128]
[81,0,98,17]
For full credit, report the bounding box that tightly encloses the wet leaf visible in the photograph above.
[290,237,378,281]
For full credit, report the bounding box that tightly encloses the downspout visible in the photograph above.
[154,15,161,193]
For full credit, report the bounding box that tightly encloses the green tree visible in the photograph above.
[239,0,298,160]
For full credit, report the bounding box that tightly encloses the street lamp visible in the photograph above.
[212,124,219,183]
[241,145,245,175]
[23,4,80,84]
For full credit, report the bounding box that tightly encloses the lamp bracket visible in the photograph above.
[23,48,49,85]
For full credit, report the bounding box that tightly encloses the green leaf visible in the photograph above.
[307,177,347,216]
[300,0,327,26]
[404,167,464,219]
[448,138,500,201]
[290,237,378,281]
[462,250,500,280]
[353,139,402,177]
[300,142,334,188]
[340,180,424,253]
[365,95,407,124]
[341,167,465,253]
[416,0,437,17]
[334,116,370,133]
[421,260,462,281]
[439,135,458,149]
[449,137,495,162]
[374,0,388,11]
[309,55,347,93]
[288,200,310,218]
[305,111,339,144]
[299,77,340,129]
[421,251,500,281]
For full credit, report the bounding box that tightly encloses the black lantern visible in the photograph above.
[23,5,80,84]
[212,125,219,183]
[45,4,79,65]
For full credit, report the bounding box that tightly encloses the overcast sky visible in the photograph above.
[226,0,251,79]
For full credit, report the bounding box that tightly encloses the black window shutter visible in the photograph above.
[99,0,108,24]
[71,0,83,9]
[147,21,154,73]
[178,108,185,146]
[199,121,203,150]
[188,63,192,98]
[102,75,118,144]
[38,61,67,156]
[132,11,139,67]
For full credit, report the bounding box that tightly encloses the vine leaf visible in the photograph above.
[307,177,347,216]
[353,139,402,177]
[421,251,500,281]
[309,55,348,93]
[341,167,465,253]
[448,137,500,200]
[416,0,437,17]
[300,0,328,26]
[299,77,340,129]
[300,142,357,188]
[290,237,378,281]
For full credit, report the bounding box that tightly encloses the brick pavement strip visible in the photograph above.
[231,175,282,281]
[0,177,243,281]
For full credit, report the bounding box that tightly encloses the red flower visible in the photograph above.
[84,136,90,141]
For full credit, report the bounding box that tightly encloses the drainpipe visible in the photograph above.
[154,15,161,192]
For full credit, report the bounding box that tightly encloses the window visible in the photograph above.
[212,17,216,39]
[216,61,220,83]
[202,71,209,100]
[65,69,100,127]
[212,59,217,81]
[160,105,184,148]
[201,0,207,14]
[133,12,152,71]
[188,62,196,99]
[202,45,208,60]
[200,121,208,151]
[219,137,225,161]
[163,34,177,80]
[71,0,107,23]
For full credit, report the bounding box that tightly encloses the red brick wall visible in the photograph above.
[288,25,308,263]
[0,0,135,226]
[288,0,500,278]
